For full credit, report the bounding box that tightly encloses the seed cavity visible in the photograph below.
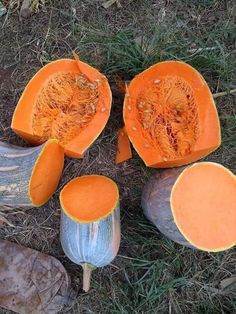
[137,75,199,159]
[32,72,99,145]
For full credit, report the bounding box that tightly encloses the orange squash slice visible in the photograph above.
[115,127,132,164]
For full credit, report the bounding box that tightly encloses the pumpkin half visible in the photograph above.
[60,175,120,291]
[0,139,64,207]
[142,162,236,252]
[11,57,112,158]
[123,61,221,168]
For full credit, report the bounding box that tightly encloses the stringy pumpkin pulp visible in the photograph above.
[32,72,99,145]
[137,76,200,159]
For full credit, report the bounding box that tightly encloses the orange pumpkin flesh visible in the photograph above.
[116,127,132,164]
[11,59,112,158]
[171,162,236,251]
[60,175,119,223]
[123,61,221,168]
[30,139,64,206]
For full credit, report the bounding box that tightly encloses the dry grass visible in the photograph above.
[0,0,236,313]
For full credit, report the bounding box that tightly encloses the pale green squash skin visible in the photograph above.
[0,141,47,207]
[60,201,121,291]
[142,168,195,249]
[60,203,121,267]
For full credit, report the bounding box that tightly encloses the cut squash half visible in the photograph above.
[60,175,120,292]
[11,57,112,158]
[0,139,64,207]
[142,162,236,252]
[124,61,221,168]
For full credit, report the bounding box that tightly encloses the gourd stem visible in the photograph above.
[82,263,94,292]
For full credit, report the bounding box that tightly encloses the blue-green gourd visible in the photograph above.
[60,175,121,291]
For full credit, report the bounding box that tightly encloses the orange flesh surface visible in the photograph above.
[171,162,236,251]
[116,127,132,164]
[29,140,64,206]
[32,72,98,145]
[137,76,199,159]
[60,175,119,223]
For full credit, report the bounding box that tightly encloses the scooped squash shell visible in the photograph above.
[11,58,112,158]
[123,61,221,168]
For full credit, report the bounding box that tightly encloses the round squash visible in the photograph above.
[60,175,120,291]
[0,139,64,207]
[11,57,112,158]
[142,162,236,252]
[123,61,221,168]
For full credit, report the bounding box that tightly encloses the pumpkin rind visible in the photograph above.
[124,61,221,168]
[0,139,64,207]
[11,59,112,158]
[60,203,120,268]
[142,168,194,248]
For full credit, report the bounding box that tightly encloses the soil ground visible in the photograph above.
[0,0,236,313]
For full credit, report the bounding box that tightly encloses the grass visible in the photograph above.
[0,0,236,313]
[222,114,236,144]
[76,0,235,88]
[79,25,235,84]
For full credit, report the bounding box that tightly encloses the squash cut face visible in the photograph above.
[30,139,64,206]
[124,61,221,167]
[11,59,112,158]
[171,162,236,251]
[60,175,119,223]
